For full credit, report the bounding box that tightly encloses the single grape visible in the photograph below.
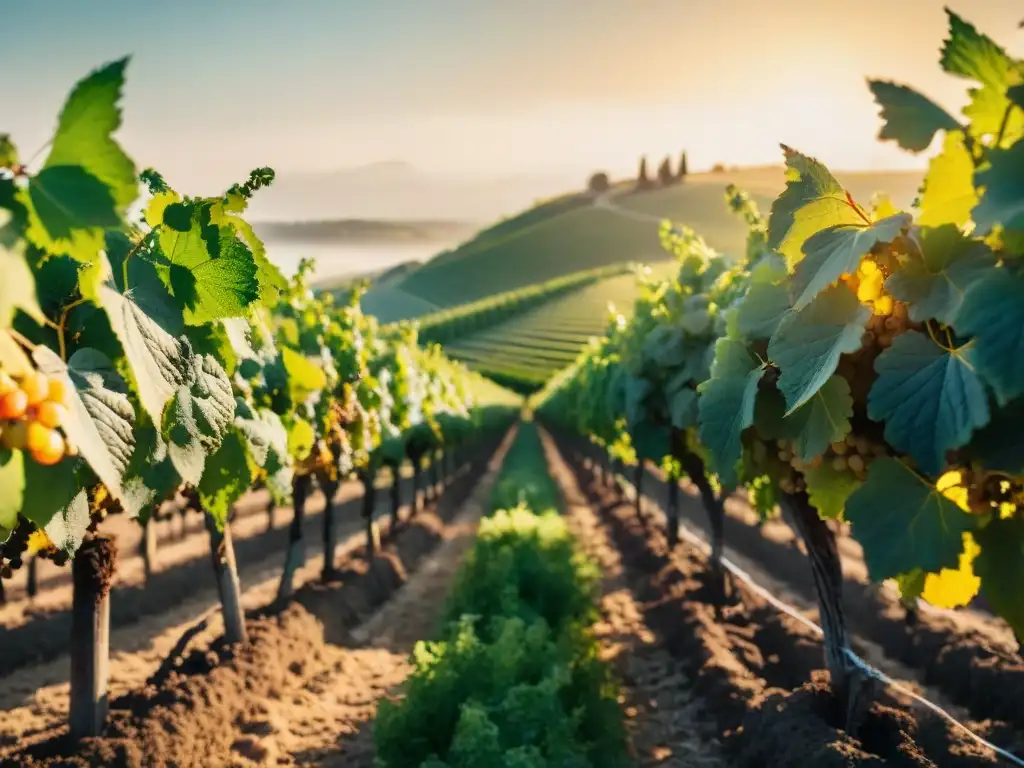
[27,423,65,465]
[46,376,72,407]
[21,372,50,407]
[0,373,15,396]
[35,401,66,430]
[1,421,28,450]
[832,455,849,472]
[831,440,849,455]
[848,454,865,473]
[0,389,28,420]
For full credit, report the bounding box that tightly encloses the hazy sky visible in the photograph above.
[2,0,1022,192]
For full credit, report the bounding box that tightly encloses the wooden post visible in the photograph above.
[69,535,117,741]
[277,473,312,602]
[205,512,247,644]
[390,468,402,526]
[424,459,435,503]
[140,517,157,582]
[266,495,276,532]
[321,478,340,580]
[362,473,379,558]
[632,462,644,517]
[411,462,422,516]
[27,555,38,599]
[781,493,872,732]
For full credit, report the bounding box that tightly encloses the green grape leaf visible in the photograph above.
[197,428,254,528]
[21,460,89,556]
[918,132,979,228]
[867,80,961,152]
[767,146,865,268]
[972,140,1024,236]
[954,270,1024,406]
[0,246,44,327]
[868,331,990,475]
[696,338,765,487]
[0,134,17,168]
[234,399,289,471]
[780,374,853,462]
[846,457,975,580]
[642,324,686,368]
[33,346,135,505]
[669,387,698,429]
[0,449,25,531]
[25,166,119,261]
[287,417,316,462]
[282,346,328,402]
[974,517,1024,639]
[624,374,651,429]
[164,353,235,485]
[885,225,994,326]
[768,285,869,414]
[966,399,1024,476]
[98,283,190,425]
[157,207,261,325]
[43,57,136,208]
[802,461,863,520]
[119,416,178,520]
[792,213,910,310]
[736,281,790,340]
[679,294,712,335]
[940,11,1024,142]
[631,421,670,463]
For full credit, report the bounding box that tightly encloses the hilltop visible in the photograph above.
[359,165,923,323]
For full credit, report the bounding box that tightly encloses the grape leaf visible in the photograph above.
[966,398,1024,476]
[868,331,990,475]
[164,353,235,485]
[679,294,712,335]
[42,57,136,208]
[197,428,253,527]
[940,10,1024,142]
[972,139,1024,236]
[669,387,698,429]
[792,213,910,310]
[974,517,1024,638]
[917,532,981,609]
[867,80,961,152]
[118,416,179,520]
[768,284,870,413]
[98,283,189,425]
[885,225,994,325]
[287,417,316,462]
[642,324,686,368]
[845,457,975,580]
[917,132,979,228]
[0,449,25,531]
[26,166,120,261]
[282,346,328,402]
[767,146,865,268]
[158,207,260,325]
[624,374,651,429]
[20,460,90,556]
[954,270,1024,406]
[802,461,863,520]
[33,346,135,504]
[632,421,670,463]
[696,338,765,487]
[0,246,44,327]
[780,374,853,462]
[736,281,790,340]
[0,134,17,168]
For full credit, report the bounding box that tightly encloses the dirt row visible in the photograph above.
[543,428,1024,767]
[554,428,1024,739]
[2,431,513,768]
[0,464,446,680]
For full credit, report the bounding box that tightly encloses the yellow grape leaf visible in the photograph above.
[936,469,970,511]
[918,132,979,228]
[920,532,981,608]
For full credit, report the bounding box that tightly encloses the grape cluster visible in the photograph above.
[0,371,75,465]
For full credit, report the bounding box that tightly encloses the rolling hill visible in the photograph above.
[360,165,923,323]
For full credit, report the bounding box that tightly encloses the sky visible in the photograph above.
[2,0,1023,194]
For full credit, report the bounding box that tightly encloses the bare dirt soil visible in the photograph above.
[544,426,1024,768]
[0,432,510,768]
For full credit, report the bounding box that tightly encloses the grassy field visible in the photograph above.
[359,166,922,322]
[441,269,669,392]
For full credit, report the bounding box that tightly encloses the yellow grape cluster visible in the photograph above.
[0,371,75,466]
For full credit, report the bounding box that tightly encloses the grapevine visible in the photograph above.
[0,56,516,738]
[537,9,1024,730]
